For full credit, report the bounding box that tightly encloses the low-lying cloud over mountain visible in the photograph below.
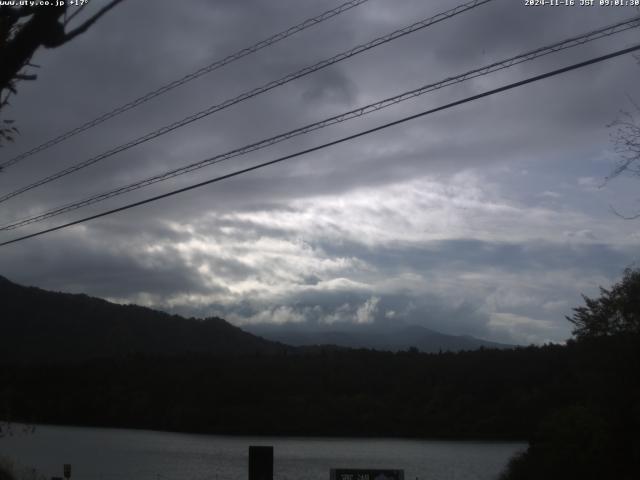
[245,322,514,353]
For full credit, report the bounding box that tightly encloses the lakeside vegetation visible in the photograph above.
[1,269,639,478]
[500,268,640,479]
[0,456,45,480]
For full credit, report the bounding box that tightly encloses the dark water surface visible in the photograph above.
[1,425,525,480]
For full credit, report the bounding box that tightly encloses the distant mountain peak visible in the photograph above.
[245,322,515,353]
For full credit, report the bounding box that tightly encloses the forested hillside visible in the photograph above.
[0,275,284,362]
[1,272,639,479]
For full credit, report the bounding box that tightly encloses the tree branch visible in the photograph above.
[59,0,125,45]
[0,6,38,20]
[63,3,88,27]
[15,73,36,81]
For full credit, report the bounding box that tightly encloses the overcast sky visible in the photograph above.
[1,0,639,344]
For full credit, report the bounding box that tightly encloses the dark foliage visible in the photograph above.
[502,269,640,479]
[0,2,124,148]
[0,464,14,480]
[566,267,640,339]
[0,344,568,439]
[0,2,124,98]
[3,337,637,446]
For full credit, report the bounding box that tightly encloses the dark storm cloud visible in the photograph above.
[315,238,635,278]
[301,68,358,105]
[2,230,211,299]
[2,0,635,206]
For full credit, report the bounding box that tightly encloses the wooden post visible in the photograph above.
[248,446,273,480]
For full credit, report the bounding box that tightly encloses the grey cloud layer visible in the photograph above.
[1,0,638,344]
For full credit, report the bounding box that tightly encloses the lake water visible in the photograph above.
[0,425,525,480]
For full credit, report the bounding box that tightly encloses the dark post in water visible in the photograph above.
[248,446,273,480]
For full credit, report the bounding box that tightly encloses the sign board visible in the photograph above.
[63,465,71,479]
[331,469,404,480]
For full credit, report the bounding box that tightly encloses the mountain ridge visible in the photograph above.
[0,275,286,362]
[0,275,513,363]
[245,323,514,353]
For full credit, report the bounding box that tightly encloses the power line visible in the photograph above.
[2,16,638,232]
[2,43,638,248]
[0,0,494,204]
[0,0,372,171]
[3,16,637,230]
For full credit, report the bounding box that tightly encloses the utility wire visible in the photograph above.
[2,43,638,248]
[0,0,372,171]
[0,0,494,204]
[2,16,638,232]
